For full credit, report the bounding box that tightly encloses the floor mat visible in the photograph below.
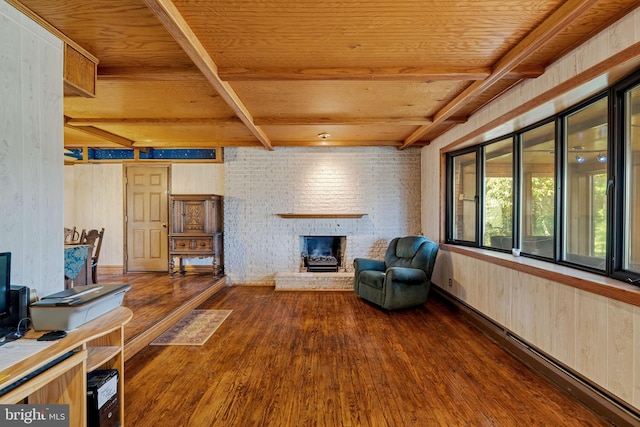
[150,309,232,346]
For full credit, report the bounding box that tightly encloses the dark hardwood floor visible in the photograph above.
[115,272,221,342]
[114,274,608,427]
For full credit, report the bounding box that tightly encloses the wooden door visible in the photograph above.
[125,166,169,271]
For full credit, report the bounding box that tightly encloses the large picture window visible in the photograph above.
[562,97,608,271]
[521,122,556,258]
[622,83,640,275]
[451,151,477,243]
[484,138,513,249]
[446,67,640,285]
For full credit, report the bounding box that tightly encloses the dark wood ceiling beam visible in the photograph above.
[144,0,273,151]
[218,66,544,81]
[400,0,600,149]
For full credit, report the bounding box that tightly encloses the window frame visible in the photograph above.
[611,71,640,284]
[557,92,610,274]
[480,136,515,252]
[516,118,557,261]
[445,66,640,286]
[446,146,481,247]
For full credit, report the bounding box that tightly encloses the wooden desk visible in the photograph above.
[0,307,132,427]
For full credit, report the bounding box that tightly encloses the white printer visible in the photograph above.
[30,284,130,331]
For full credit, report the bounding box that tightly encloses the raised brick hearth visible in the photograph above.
[274,272,353,291]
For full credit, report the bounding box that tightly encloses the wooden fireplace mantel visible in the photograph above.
[276,213,367,219]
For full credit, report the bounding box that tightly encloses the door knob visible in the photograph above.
[162,223,167,228]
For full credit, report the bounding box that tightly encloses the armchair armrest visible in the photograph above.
[386,267,427,284]
[354,258,386,273]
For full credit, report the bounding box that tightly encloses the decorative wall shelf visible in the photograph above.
[276,213,367,219]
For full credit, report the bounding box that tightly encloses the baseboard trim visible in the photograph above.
[432,285,640,427]
[97,265,125,275]
[170,265,222,276]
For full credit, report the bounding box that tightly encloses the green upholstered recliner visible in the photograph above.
[354,236,439,310]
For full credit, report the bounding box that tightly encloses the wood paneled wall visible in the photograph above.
[423,5,640,414]
[432,249,640,411]
[0,1,64,297]
[63,163,224,270]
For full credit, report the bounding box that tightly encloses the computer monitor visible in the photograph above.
[0,252,10,319]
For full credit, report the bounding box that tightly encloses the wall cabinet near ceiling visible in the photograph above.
[169,194,223,277]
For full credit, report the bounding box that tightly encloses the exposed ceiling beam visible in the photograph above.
[64,116,136,148]
[97,65,544,83]
[66,117,242,126]
[400,0,600,150]
[442,42,640,153]
[218,66,544,81]
[75,140,428,148]
[64,140,224,149]
[98,66,206,81]
[220,67,491,81]
[144,0,273,150]
[65,116,468,127]
[254,117,467,126]
[273,140,430,147]
[6,0,99,65]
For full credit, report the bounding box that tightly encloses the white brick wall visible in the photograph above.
[224,146,422,285]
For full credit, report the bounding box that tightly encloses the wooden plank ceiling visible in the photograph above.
[9,0,640,151]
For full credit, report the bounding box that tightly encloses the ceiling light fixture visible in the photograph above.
[572,146,585,164]
[597,152,607,163]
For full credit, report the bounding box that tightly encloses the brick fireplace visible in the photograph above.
[300,235,346,272]
[274,235,353,290]
[224,146,422,285]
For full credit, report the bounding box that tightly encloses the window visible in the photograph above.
[520,122,556,258]
[450,151,477,243]
[484,138,513,250]
[445,68,640,286]
[562,96,608,271]
[621,81,640,277]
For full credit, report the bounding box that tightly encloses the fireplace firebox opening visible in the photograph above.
[300,235,346,273]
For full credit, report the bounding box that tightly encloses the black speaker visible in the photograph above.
[0,285,29,329]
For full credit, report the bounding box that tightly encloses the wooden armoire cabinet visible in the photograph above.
[169,194,223,277]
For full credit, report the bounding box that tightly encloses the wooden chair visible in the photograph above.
[79,228,105,284]
[64,226,79,243]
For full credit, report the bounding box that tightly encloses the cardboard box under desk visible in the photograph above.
[30,284,131,331]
